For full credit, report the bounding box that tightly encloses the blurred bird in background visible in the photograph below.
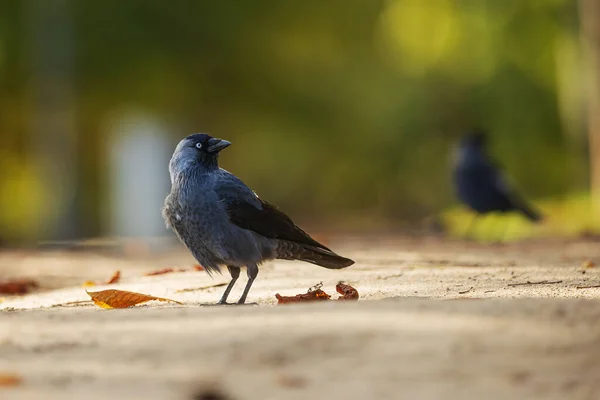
[453,129,543,238]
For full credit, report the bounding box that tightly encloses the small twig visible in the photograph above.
[458,287,473,294]
[176,282,227,293]
[51,300,93,308]
[380,273,404,280]
[576,284,600,289]
[507,280,562,287]
[484,290,496,293]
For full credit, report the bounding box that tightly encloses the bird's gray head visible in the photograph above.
[454,129,488,166]
[169,133,231,182]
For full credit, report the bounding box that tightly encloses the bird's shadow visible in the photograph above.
[196,302,259,307]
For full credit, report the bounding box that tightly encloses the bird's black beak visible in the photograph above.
[207,138,232,153]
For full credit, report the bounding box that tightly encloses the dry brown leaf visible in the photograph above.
[275,282,331,304]
[145,267,186,276]
[0,373,22,387]
[81,270,121,287]
[0,279,38,295]
[86,289,182,309]
[145,265,204,276]
[105,270,121,284]
[336,282,359,301]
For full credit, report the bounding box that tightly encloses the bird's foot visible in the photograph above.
[217,301,258,306]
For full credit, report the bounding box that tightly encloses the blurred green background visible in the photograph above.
[0,0,596,243]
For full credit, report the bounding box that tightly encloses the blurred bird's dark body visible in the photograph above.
[163,133,354,304]
[453,131,542,224]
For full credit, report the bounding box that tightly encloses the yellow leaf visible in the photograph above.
[81,281,97,288]
[582,260,596,269]
[86,289,182,309]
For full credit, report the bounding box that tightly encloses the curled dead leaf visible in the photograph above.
[0,279,38,295]
[336,282,359,301]
[86,289,182,309]
[276,282,331,304]
[276,282,359,304]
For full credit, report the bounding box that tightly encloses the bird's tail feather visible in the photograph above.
[519,204,543,222]
[276,241,354,269]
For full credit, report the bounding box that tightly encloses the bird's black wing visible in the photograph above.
[227,198,332,250]
[215,171,331,251]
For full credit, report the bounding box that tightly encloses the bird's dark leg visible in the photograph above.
[463,214,479,238]
[237,264,259,304]
[218,266,240,304]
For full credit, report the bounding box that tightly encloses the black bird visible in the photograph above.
[163,133,354,304]
[453,130,542,235]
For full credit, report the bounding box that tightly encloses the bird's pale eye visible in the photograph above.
[195,143,202,149]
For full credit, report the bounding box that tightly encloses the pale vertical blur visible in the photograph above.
[108,112,171,239]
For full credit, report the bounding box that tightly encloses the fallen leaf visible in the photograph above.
[105,270,121,284]
[145,267,186,276]
[0,373,22,387]
[0,279,38,295]
[145,265,205,276]
[276,282,331,304]
[582,260,596,269]
[86,289,183,309]
[81,270,122,287]
[336,282,359,301]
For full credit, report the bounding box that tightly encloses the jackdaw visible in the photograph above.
[453,130,542,233]
[163,133,354,304]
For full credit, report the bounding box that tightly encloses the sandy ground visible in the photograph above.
[1,236,600,399]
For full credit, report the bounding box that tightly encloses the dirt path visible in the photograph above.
[1,237,600,399]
